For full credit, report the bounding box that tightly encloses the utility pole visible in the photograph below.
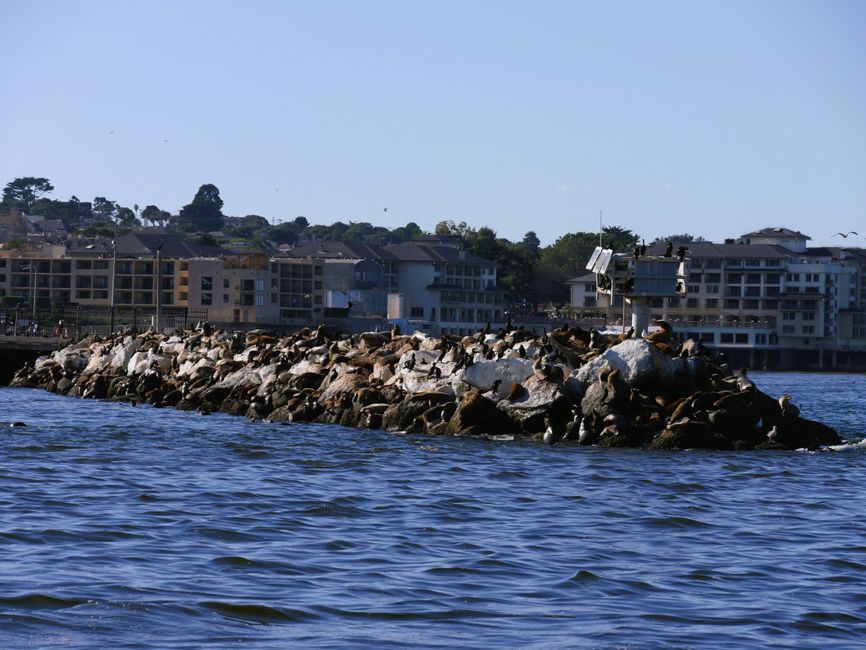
[155,244,162,332]
[31,259,37,321]
[110,240,116,334]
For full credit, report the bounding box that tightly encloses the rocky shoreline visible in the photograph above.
[10,323,842,450]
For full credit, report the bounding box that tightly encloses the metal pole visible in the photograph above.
[155,247,161,332]
[110,240,116,334]
[31,261,36,321]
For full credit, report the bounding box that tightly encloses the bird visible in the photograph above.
[833,231,858,238]
[664,241,673,257]
[108,130,115,134]
[767,425,780,442]
[383,208,388,212]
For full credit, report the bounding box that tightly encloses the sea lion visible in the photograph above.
[645,320,673,344]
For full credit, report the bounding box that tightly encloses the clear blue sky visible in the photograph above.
[2,0,864,247]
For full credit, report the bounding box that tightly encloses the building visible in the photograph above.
[0,230,506,336]
[569,227,866,369]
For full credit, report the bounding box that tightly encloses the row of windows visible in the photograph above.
[781,324,815,334]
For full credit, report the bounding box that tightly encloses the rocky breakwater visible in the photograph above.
[10,322,842,451]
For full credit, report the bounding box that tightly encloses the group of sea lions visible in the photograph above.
[9,320,842,450]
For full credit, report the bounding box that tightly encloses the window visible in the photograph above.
[735,333,748,343]
[724,299,740,309]
[706,285,719,294]
[201,293,212,305]
[201,277,213,291]
[410,306,424,318]
[687,298,699,308]
[720,333,734,343]
[782,324,795,333]
[706,273,721,283]
[783,311,795,320]
[223,294,229,303]
[224,279,230,288]
[802,325,815,334]
[705,298,718,308]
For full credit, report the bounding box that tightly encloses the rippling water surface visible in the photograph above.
[2,372,866,648]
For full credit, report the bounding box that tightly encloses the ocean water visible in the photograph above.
[1,372,865,648]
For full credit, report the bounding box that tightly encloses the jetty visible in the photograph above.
[9,322,841,450]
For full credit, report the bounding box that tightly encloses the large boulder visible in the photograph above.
[445,392,520,436]
[497,374,571,433]
[577,339,665,390]
[460,358,535,392]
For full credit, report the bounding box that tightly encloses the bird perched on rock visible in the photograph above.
[427,361,441,379]
[767,425,781,442]
[403,353,416,371]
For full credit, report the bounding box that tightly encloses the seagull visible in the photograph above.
[108,130,115,134]
[383,208,388,212]
[833,231,858,238]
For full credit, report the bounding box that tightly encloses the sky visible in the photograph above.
[1,0,865,248]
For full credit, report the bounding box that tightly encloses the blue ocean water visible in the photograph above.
[1,372,865,648]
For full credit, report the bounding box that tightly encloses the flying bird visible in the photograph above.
[832,231,858,238]
[383,208,388,212]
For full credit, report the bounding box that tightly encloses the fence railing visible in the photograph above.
[0,304,208,339]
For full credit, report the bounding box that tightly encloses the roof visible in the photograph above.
[646,242,788,259]
[282,240,495,265]
[567,272,597,282]
[115,231,227,258]
[740,227,811,240]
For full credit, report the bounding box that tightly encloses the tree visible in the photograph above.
[141,205,171,228]
[434,221,452,235]
[116,206,140,227]
[464,226,498,259]
[648,233,707,246]
[293,216,309,229]
[522,230,541,253]
[530,232,601,304]
[92,196,117,222]
[602,225,640,251]
[2,177,54,211]
[177,183,224,233]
